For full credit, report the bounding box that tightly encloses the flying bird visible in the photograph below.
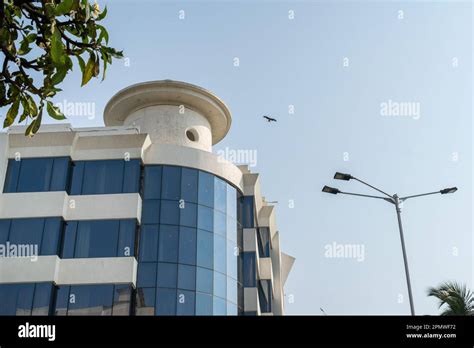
[263,115,277,123]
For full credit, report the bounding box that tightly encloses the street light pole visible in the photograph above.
[393,194,415,316]
[322,173,457,316]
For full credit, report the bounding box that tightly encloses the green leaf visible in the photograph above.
[18,39,31,55]
[96,6,107,21]
[4,99,19,127]
[52,67,68,85]
[25,109,42,137]
[97,24,109,44]
[46,101,66,120]
[51,28,66,67]
[55,0,74,16]
[76,55,86,75]
[25,33,37,43]
[81,54,96,86]
[26,95,38,117]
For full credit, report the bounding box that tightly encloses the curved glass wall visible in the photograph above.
[136,165,242,316]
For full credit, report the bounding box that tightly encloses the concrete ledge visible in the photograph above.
[0,256,137,287]
[0,255,59,284]
[0,192,142,223]
[258,257,273,281]
[244,287,259,313]
[243,228,257,252]
[58,257,137,287]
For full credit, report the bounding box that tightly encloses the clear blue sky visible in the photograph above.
[32,0,474,315]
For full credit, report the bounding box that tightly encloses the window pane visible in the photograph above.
[241,196,254,228]
[214,234,226,274]
[227,302,238,316]
[50,157,70,191]
[213,271,226,299]
[17,158,53,192]
[82,160,124,194]
[9,219,43,253]
[118,220,136,257]
[242,252,257,287]
[75,220,119,258]
[161,166,181,201]
[178,227,196,265]
[176,290,195,316]
[137,263,157,288]
[3,159,20,193]
[257,227,271,258]
[142,200,160,224]
[0,283,34,315]
[180,202,197,228]
[196,267,213,294]
[61,221,77,258]
[214,210,226,237]
[0,220,10,244]
[197,205,213,232]
[160,200,180,226]
[135,288,155,316]
[227,278,238,305]
[155,288,176,315]
[226,184,237,219]
[139,225,159,262]
[32,283,54,315]
[181,168,198,204]
[69,162,84,195]
[123,159,140,193]
[214,177,227,213]
[68,284,114,316]
[196,229,213,269]
[143,166,162,199]
[41,218,62,255]
[213,296,226,315]
[258,280,272,313]
[226,240,238,280]
[195,293,212,315]
[158,225,179,263]
[112,285,132,316]
[178,264,196,291]
[198,171,214,208]
[156,262,177,288]
[226,216,237,243]
[54,285,70,316]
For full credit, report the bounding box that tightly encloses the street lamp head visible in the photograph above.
[334,172,352,181]
[440,187,458,195]
[322,185,340,194]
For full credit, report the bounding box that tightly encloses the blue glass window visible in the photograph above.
[160,200,180,226]
[258,280,272,313]
[178,264,196,291]
[227,278,238,305]
[178,227,196,265]
[9,219,43,251]
[180,202,197,228]
[32,283,54,315]
[112,285,132,315]
[74,220,119,258]
[196,267,213,294]
[242,252,257,287]
[198,171,214,208]
[226,184,237,219]
[214,210,226,237]
[176,290,195,316]
[139,225,159,262]
[156,262,177,288]
[213,296,226,315]
[155,288,176,315]
[0,283,34,315]
[3,157,71,193]
[118,220,136,257]
[214,234,226,274]
[137,263,157,288]
[141,200,160,224]
[161,166,181,201]
[54,285,70,316]
[240,196,255,228]
[135,288,155,316]
[181,168,198,204]
[226,240,238,280]
[70,159,140,195]
[61,222,77,258]
[213,271,226,299]
[195,293,212,315]
[40,218,62,255]
[214,178,227,213]
[197,205,213,232]
[143,166,162,199]
[257,227,271,258]
[158,225,179,263]
[67,284,114,315]
[196,229,213,269]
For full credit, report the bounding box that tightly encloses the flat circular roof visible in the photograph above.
[104,80,232,144]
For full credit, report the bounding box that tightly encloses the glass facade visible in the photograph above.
[0,282,54,315]
[136,165,243,316]
[4,157,71,193]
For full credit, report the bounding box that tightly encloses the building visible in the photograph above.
[0,80,295,316]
